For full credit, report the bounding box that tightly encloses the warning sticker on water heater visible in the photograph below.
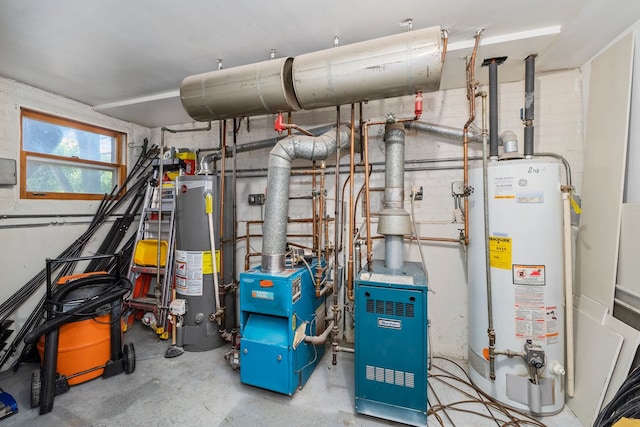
[489,236,512,270]
[513,265,546,285]
[175,250,203,296]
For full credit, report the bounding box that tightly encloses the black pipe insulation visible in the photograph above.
[524,54,537,157]
[488,61,499,158]
[482,57,506,158]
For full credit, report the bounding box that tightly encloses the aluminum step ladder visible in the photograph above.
[124,164,178,339]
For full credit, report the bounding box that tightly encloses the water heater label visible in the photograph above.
[175,249,203,296]
[378,318,402,330]
[516,191,544,204]
[512,265,546,285]
[489,236,512,270]
[494,176,515,198]
[202,250,221,274]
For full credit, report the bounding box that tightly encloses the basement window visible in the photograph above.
[20,109,126,200]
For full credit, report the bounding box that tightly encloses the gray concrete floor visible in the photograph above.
[0,324,584,426]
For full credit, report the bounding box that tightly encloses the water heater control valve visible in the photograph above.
[524,340,545,369]
[169,299,187,316]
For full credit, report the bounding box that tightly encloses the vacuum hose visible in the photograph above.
[24,287,130,345]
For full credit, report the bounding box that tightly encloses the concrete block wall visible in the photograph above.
[0,65,585,363]
[0,76,150,363]
[151,68,583,358]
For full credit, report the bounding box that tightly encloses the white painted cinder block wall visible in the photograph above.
[0,68,583,363]
[149,68,584,358]
[0,77,149,360]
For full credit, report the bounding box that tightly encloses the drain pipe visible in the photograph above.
[261,125,351,273]
[377,120,412,270]
[523,55,536,158]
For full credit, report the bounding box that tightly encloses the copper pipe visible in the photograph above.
[339,170,351,252]
[317,283,333,298]
[441,29,449,65]
[291,169,325,176]
[361,121,389,269]
[322,162,330,262]
[353,166,373,239]
[312,161,318,256]
[462,32,481,246]
[243,217,328,271]
[315,161,325,295]
[245,221,252,271]
[285,124,314,136]
[347,104,356,300]
[287,241,314,251]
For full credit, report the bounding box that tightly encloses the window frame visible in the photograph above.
[20,108,127,201]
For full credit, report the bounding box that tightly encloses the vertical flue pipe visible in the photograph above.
[484,57,506,159]
[377,122,412,270]
[261,126,351,273]
[524,54,536,158]
[488,61,499,159]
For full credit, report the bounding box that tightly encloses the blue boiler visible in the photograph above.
[354,260,428,426]
[239,263,326,395]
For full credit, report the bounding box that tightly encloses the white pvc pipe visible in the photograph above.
[562,191,575,397]
[206,193,221,314]
[304,320,335,345]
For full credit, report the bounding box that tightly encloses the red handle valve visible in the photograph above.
[274,112,286,134]
[414,91,423,119]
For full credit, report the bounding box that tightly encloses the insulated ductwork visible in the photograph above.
[292,26,442,109]
[261,125,351,273]
[404,121,482,143]
[482,57,506,159]
[180,26,443,121]
[377,122,412,270]
[180,57,300,121]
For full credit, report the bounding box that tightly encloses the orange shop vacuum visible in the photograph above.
[24,254,135,415]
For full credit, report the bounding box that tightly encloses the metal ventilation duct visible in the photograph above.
[180,26,443,120]
[261,125,351,273]
[292,26,442,110]
[180,57,300,121]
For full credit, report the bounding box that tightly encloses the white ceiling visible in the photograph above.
[1,1,639,128]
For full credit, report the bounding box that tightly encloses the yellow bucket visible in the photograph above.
[134,240,168,266]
